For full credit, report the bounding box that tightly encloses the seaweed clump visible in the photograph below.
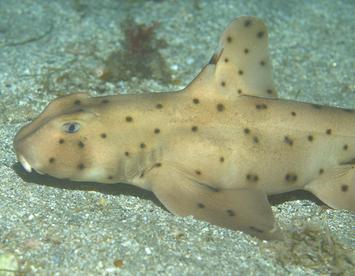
[267,223,355,274]
[100,18,171,84]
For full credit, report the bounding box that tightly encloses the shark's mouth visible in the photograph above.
[18,154,32,173]
[18,155,45,175]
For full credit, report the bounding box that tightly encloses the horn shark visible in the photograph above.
[13,16,355,240]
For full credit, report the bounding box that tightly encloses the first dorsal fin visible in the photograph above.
[185,16,277,100]
[214,16,277,98]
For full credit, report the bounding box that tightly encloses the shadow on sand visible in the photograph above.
[13,162,324,212]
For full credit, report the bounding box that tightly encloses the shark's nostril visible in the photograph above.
[18,155,32,173]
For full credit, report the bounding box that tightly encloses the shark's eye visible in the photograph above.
[62,122,80,133]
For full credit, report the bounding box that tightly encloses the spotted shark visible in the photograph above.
[13,16,355,239]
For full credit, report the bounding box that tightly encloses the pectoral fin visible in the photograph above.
[149,169,282,240]
[304,165,355,212]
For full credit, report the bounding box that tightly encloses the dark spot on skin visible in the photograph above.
[156,103,163,109]
[238,70,244,75]
[341,184,348,192]
[49,158,55,164]
[307,135,314,142]
[284,136,294,146]
[319,168,324,175]
[126,116,133,122]
[246,174,259,182]
[224,58,229,63]
[140,172,144,178]
[253,136,259,143]
[244,19,252,27]
[260,60,266,66]
[78,163,85,170]
[221,81,226,87]
[249,226,263,233]
[195,170,201,175]
[217,103,225,112]
[59,138,65,144]
[238,89,242,94]
[78,141,85,148]
[227,36,232,43]
[220,157,224,163]
[244,48,249,54]
[101,133,107,138]
[226,209,235,217]
[266,89,273,95]
[343,144,348,150]
[124,151,130,157]
[257,31,264,38]
[256,103,267,110]
[74,100,81,105]
[193,98,200,104]
[291,111,296,116]
[101,99,109,104]
[285,173,298,183]
[197,203,205,208]
[155,163,162,167]
[326,129,332,135]
[154,128,160,134]
[140,143,146,149]
[244,128,250,134]
[191,126,198,132]
[108,176,113,180]
[311,104,322,109]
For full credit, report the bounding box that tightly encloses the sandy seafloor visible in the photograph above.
[0,0,354,275]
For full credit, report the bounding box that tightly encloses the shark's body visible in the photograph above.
[14,17,355,239]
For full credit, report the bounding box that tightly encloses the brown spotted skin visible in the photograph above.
[13,16,355,239]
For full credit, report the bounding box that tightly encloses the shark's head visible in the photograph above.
[13,93,116,182]
[13,15,278,185]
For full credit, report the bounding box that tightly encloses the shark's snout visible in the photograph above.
[14,129,45,175]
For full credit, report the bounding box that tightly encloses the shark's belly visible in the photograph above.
[165,113,355,195]
[226,135,339,194]
[212,96,355,194]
